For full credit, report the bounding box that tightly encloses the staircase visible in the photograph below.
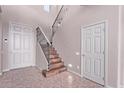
[42,46,67,77]
[36,5,67,77]
[36,26,67,77]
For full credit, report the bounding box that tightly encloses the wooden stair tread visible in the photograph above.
[49,54,59,59]
[48,62,64,70]
[48,61,62,65]
[50,57,61,61]
[49,57,61,63]
[42,66,67,77]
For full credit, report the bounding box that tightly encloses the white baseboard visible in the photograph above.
[68,69,82,77]
[3,69,10,72]
[105,85,113,88]
[36,66,42,71]
[32,64,36,67]
[119,85,124,88]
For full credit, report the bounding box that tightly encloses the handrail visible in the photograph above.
[52,5,64,28]
[36,26,52,66]
[36,26,51,46]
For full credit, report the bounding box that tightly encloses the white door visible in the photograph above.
[81,22,105,85]
[9,23,35,69]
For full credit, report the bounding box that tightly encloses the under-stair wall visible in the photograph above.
[36,42,48,70]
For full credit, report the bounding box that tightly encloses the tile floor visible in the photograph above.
[0,67,103,88]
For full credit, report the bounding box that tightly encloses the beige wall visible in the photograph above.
[36,43,48,70]
[0,14,2,74]
[0,5,52,71]
[0,5,123,87]
[53,5,119,87]
[0,5,60,71]
[120,6,124,87]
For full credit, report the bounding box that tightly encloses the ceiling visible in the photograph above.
[0,5,61,27]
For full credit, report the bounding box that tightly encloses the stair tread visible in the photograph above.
[49,58,62,64]
[48,63,64,71]
[49,61,62,65]
[50,57,61,60]
[42,66,67,77]
[49,56,59,59]
[49,54,59,56]
[48,66,67,71]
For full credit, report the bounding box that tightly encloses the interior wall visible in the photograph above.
[0,5,61,71]
[36,43,47,70]
[120,6,124,87]
[0,5,42,71]
[53,5,119,87]
[0,14,2,74]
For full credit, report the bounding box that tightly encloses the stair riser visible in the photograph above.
[45,51,57,55]
[48,47,55,50]
[49,49,55,51]
[49,51,57,54]
[48,63,64,70]
[49,58,61,63]
[48,47,56,50]
[43,67,67,77]
[43,47,55,51]
[49,55,59,59]
[44,49,56,52]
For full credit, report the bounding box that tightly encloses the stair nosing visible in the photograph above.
[48,65,67,72]
[48,61,64,65]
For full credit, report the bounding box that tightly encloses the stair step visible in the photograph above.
[43,48,56,51]
[42,66,67,77]
[49,57,61,63]
[49,47,55,50]
[48,47,55,50]
[49,49,57,52]
[45,51,57,55]
[49,54,59,59]
[48,62,64,70]
[49,51,57,54]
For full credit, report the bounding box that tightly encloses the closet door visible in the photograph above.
[9,23,35,69]
[82,22,105,85]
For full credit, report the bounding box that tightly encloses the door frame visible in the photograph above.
[81,20,108,87]
[8,21,36,70]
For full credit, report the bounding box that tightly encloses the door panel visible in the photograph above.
[84,57,91,73]
[86,38,92,52]
[13,33,21,50]
[9,23,35,69]
[94,37,101,53]
[94,58,101,76]
[13,53,21,68]
[82,22,105,85]
[23,34,30,50]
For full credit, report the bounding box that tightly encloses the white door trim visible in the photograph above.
[81,20,108,87]
[117,6,122,88]
[8,21,36,70]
